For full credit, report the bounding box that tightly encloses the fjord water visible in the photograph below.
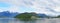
[0,18,60,23]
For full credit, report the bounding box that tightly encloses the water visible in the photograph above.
[0,18,60,23]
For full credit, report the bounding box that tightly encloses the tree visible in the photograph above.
[14,12,38,21]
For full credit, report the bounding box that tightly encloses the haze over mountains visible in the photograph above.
[0,11,19,18]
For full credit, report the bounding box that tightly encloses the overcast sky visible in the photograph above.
[0,0,60,16]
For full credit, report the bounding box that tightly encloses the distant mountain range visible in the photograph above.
[0,11,19,18]
[0,11,54,18]
[37,14,48,18]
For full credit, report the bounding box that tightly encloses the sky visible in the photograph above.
[0,0,60,16]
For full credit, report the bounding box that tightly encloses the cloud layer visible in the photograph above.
[0,0,60,16]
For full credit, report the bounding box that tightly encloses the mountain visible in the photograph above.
[0,11,48,18]
[37,14,49,18]
[0,11,54,18]
[0,11,19,18]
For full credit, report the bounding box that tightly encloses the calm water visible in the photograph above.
[0,18,60,23]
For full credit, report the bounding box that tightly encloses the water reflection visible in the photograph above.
[0,18,60,23]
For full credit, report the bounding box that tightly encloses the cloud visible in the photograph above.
[0,0,60,16]
[8,5,20,12]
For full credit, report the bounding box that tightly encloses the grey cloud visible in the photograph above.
[0,0,60,16]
